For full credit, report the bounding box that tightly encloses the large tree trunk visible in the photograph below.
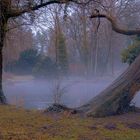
[0,2,7,103]
[0,48,6,104]
[48,13,140,117]
[77,54,140,117]
[72,13,140,117]
[49,54,140,117]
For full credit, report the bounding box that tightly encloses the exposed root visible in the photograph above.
[44,103,77,114]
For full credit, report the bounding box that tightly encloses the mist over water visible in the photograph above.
[3,71,140,110]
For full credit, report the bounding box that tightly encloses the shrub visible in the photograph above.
[121,37,140,65]
[32,56,58,78]
[5,49,58,78]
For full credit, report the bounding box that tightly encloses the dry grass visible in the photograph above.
[0,105,140,140]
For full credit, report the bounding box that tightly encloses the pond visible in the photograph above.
[3,76,140,110]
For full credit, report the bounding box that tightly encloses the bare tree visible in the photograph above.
[51,77,67,104]
[0,0,75,103]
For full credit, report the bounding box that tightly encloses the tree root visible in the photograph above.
[44,103,77,114]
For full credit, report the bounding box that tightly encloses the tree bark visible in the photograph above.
[0,48,6,104]
[77,54,140,117]
[0,2,8,103]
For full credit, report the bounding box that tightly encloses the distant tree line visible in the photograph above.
[4,48,65,78]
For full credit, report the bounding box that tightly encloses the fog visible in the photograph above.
[3,71,140,110]
[3,0,140,111]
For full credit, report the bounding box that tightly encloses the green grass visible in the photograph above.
[0,105,140,140]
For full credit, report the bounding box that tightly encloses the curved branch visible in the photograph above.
[8,0,95,18]
[8,0,64,18]
[90,14,140,36]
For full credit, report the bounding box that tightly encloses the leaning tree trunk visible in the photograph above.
[48,13,140,117]
[0,3,7,104]
[49,54,140,117]
[77,53,140,117]
[73,13,140,117]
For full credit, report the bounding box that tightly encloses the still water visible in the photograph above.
[3,76,140,110]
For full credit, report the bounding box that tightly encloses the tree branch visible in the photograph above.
[8,0,70,18]
[90,13,140,36]
[8,0,98,18]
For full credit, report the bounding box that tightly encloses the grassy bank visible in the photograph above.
[0,105,140,140]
